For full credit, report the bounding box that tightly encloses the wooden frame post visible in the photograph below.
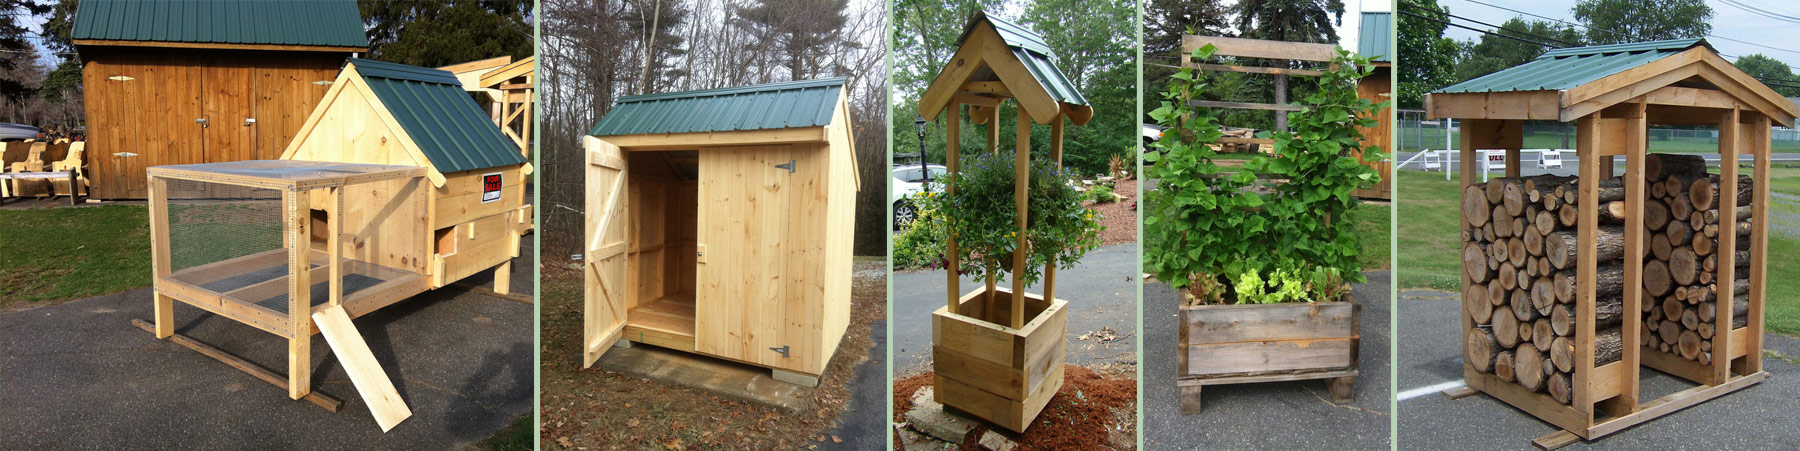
[287,188,313,400]
[1716,108,1740,383]
[1044,116,1063,303]
[1011,106,1030,329]
[329,187,343,306]
[1743,113,1771,375]
[1573,114,1599,417]
[149,176,174,339]
[1606,99,1647,415]
[946,102,962,314]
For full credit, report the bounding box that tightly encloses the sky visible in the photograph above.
[1436,0,1800,70]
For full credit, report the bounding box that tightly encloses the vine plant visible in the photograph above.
[1144,43,1386,304]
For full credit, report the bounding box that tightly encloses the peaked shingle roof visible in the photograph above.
[72,0,368,49]
[1358,12,1391,63]
[1437,39,1707,94]
[956,11,1089,107]
[588,78,846,137]
[348,59,526,173]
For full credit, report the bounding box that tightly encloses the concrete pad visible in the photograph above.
[591,343,808,411]
[903,387,980,443]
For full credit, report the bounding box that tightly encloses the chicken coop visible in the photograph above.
[916,11,1092,432]
[1427,38,1792,449]
[281,59,533,294]
[149,160,426,431]
[581,78,860,387]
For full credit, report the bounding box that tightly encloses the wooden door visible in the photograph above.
[583,137,630,368]
[203,56,255,163]
[88,51,204,198]
[696,146,797,368]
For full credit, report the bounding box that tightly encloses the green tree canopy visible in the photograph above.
[1733,54,1800,97]
[1572,0,1711,45]
[1397,0,1458,109]
[361,0,535,68]
[1453,18,1580,82]
[1231,0,1345,44]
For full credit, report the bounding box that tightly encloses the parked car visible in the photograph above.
[891,163,947,229]
[0,123,43,141]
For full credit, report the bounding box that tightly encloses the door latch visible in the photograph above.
[775,160,795,173]
[769,345,790,358]
[195,118,208,128]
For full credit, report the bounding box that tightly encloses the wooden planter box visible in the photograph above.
[931,286,1068,432]
[1176,294,1360,414]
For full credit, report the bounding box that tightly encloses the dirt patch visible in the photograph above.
[540,258,887,449]
[1086,179,1138,246]
[893,364,1138,450]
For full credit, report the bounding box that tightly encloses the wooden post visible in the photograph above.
[1012,106,1030,329]
[988,106,1001,154]
[329,187,343,306]
[288,188,313,400]
[1716,108,1739,383]
[1505,148,1521,178]
[1573,114,1599,415]
[1745,113,1770,375]
[149,176,173,339]
[1044,116,1063,303]
[946,102,962,314]
[1607,99,1646,415]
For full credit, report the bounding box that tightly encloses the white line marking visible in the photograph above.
[1397,380,1466,401]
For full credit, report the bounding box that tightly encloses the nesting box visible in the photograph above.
[580,78,861,385]
[1428,39,1791,446]
[915,11,1093,431]
[148,160,427,430]
[281,59,533,293]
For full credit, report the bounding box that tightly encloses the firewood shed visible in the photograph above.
[580,78,861,387]
[1426,38,1794,449]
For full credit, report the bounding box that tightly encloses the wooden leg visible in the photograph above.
[1329,376,1355,403]
[153,293,174,339]
[289,334,310,400]
[1180,385,1204,414]
[493,261,512,295]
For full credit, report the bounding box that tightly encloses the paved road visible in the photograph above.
[822,318,886,450]
[1393,151,1800,177]
[1141,272,1393,450]
[0,245,535,449]
[1396,290,1800,449]
[890,242,1140,375]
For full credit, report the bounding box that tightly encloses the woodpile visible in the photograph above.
[1461,154,1754,405]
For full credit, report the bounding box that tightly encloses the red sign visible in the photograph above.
[481,173,503,203]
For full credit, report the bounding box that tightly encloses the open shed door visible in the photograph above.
[584,137,629,368]
[696,145,797,368]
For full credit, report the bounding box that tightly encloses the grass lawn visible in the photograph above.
[1396,168,1800,335]
[475,415,534,451]
[0,205,151,306]
[1351,200,1391,271]
[1397,128,1800,153]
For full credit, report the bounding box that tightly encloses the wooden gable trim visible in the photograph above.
[1561,47,1795,126]
[919,21,1064,125]
[280,65,448,187]
[1425,91,1559,120]
[74,39,365,53]
[481,57,536,88]
[439,56,512,75]
[603,126,829,150]
[830,89,861,191]
[1642,86,1747,111]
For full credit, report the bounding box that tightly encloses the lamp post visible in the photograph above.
[915,115,932,193]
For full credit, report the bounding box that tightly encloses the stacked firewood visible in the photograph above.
[1462,154,1754,406]
[1635,154,1753,368]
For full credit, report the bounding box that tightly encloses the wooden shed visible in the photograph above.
[916,11,1090,432]
[1354,11,1393,199]
[1427,39,1793,447]
[281,59,532,294]
[72,0,367,199]
[581,78,860,386]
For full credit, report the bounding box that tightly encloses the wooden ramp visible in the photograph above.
[312,305,412,432]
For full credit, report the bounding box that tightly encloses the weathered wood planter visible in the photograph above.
[932,286,1067,432]
[1176,294,1360,413]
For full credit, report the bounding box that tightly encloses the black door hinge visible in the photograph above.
[769,345,790,358]
[775,160,796,173]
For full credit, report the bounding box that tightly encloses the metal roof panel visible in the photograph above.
[352,60,526,173]
[1359,12,1391,62]
[73,0,367,49]
[1435,39,1707,94]
[589,78,847,137]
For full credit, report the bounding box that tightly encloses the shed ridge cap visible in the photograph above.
[347,58,465,86]
[1539,38,1707,59]
[616,77,847,103]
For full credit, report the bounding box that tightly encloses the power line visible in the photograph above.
[1444,12,1577,47]
[1398,9,1563,49]
[1717,0,1800,25]
[1456,0,1800,58]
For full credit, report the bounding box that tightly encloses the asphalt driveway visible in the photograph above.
[0,249,535,449]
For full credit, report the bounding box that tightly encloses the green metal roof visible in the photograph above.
[588,78,846,137]
[1358,12,1391,62]
[958,11,1089,107]
[349,59,526,173]
[72,0,367,49]
[1437,39,1707,94]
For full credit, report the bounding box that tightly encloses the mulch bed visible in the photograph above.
[893,364,1138,450]
[1086,179,1138,246]
[540,259,887,449]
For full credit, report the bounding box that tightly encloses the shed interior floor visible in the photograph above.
[624,296,698,352]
